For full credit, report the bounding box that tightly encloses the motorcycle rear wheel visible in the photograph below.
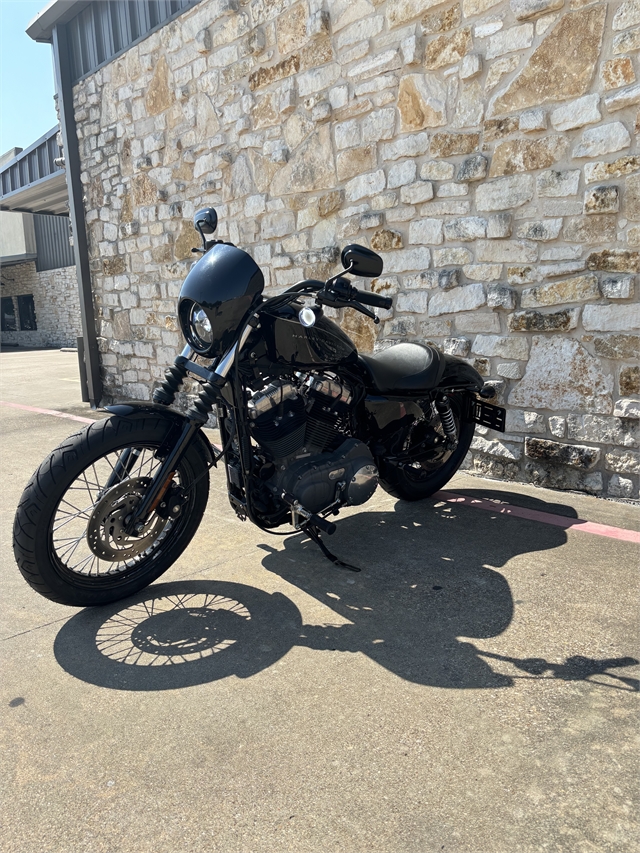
[378,395,474,501]
[13,416,210,607]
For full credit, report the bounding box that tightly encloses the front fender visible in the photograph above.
[103,402,216,466]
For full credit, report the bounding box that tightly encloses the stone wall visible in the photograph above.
[74,0,640,499]
[1,261,81,348]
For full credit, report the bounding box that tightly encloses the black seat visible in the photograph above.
[358,343,444,395]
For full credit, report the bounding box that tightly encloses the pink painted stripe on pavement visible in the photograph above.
[2,400,637,544]
[435,490,640,544]
[0,400,95,424]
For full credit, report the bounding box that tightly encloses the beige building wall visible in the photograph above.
[73,0,639,498]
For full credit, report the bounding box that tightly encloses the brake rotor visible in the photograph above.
[87,477,168,561]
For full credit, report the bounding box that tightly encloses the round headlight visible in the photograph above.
[190,304,213,347]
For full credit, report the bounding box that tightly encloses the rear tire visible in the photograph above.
[378,395,474,501]
[13,416,210,607]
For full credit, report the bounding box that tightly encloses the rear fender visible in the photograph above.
[103,402,216,466]
[438,354,484,391]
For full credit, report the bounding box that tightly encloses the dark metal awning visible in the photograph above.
[0,127,68,216]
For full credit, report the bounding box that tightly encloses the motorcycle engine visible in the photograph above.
[247,375,378,515]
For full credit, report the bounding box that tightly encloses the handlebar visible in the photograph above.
[355,289,393,310]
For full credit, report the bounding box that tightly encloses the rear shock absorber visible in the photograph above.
[435,395,458,448]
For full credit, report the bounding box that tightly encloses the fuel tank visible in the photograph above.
[258,303,358,369]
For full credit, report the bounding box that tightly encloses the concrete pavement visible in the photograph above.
[1,349,638,852]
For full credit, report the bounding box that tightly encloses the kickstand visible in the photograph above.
[305,525,361,572]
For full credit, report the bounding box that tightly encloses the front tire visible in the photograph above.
[378,394,475,501]
[13,416,210,607]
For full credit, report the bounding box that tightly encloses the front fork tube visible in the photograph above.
[102,446,142,495]
[126,420,202,533]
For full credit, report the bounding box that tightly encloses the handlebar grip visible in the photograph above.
[356,289,393,310]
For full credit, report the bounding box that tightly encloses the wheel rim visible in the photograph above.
[49,444,193,582]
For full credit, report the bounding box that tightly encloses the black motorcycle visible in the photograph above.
[13,207,505,607]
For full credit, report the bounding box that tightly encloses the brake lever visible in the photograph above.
[352,301,380,323]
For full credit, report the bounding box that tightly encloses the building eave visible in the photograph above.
[26,0,91,43]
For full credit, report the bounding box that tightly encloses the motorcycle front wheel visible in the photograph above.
[13,416,210,607]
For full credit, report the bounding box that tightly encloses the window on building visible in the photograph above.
[17,295,37,331]
[1,296,17,331]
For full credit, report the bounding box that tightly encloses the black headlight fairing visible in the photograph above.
[178,243,265,357]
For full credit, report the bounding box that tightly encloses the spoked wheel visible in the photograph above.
[13,416,210,606]
[378,393,475,501]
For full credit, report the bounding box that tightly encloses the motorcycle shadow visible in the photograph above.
[53,488,639,692]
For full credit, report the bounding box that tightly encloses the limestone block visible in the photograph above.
[541,246,583,261]
[549,416,566,437]
[420,319,454,338]
[583,185,620,216]
[593,334,640,359]
[434,248,473,266]
[386,161,415,191]
[489,136,568,176]
[371,229,403,251]
[490,7,606,115]
[437,182,469,197]
[429,282,486,316]
[404,271,440,289]
[298,63,341,96]
[536,169,580,198]
[614,398,640,419]
[476,175,534,211]
[486,213,513,239]
[613,1,640,31]
[613,28,640,55]
[444,337,471,356]
[567,414,639,447]
[587,250,640,273]
[508,307,580,332]
[475,20,503,38]
[394,289,428,314]
[584,156,640,184]
[525,462,603,495]
[409,217,444,244]
[521,274,599,308]
[525,437,600,469]
[562,215,617,244]
[381,133,430,161]
[572,122,631,158]
[519,108,547,132]
[387,0,452,29]
[620,366,640,396]
[381,247,432,273]
[626,174,640,222]
[608,475,635,498]
[460,53,482,80]
[422,6,461,34]
[505,410,546,434]
[421,161,455,180]
[605,448,640,474]
[486,24,534,59]
[444,217,487,241]
[455,313,501,333]
[438,269,462,291]
[401,35,420,66]
[456,154,488,182]
[516,219,563,241]
[601,58,636,92]
[471,436,522,461]
[472,334,529,360]
[604,82,640,112]
[511,0,564,20]
[509,337,613,414]
[425,28,473,70]
[248,55,300,91]
[306,10,330,39]
[486,56,520,92]
[463,263,503,281]
[452,80,485,128]
[430,132,480,156]
[384,315,417,337]
[463,0,502,15]
[337,147,376,181]
[347,50,401,81]
[397,75,447,131]
[550,94,601,131]
[584,304,640,333]
[345,170,386,202]
[476,239,537,263]
[360,213,384,230]
[400,181,435,204]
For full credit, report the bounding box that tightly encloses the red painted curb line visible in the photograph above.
[0,400,95,424]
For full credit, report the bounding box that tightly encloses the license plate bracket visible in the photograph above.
[470,399,506,432]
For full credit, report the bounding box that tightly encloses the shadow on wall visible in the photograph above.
[53,489,639,692]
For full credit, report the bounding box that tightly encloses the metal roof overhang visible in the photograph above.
[0,171,69,215]
[26,1,90,43]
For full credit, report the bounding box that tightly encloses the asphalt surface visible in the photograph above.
[1,348,638,853]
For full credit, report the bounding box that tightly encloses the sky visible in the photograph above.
[0,0,57,157]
